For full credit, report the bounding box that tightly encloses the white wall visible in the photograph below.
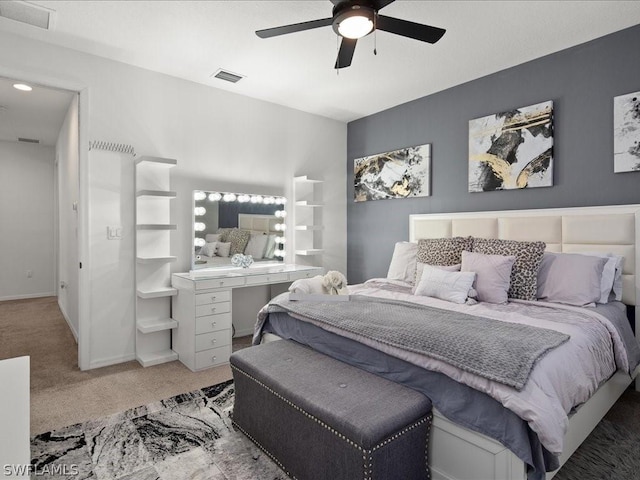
[0,31,347,368]
[0,140,55,300]
[56,95,80,339]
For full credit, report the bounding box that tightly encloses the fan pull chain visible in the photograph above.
[336,34,340,75]
[374,13,377,55]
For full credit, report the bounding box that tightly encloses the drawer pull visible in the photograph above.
[211,307,216,313]
[211,321,217,328]
[219,281,224,287]
[211,295,216,301]
[211,339,217,345]
[212,356,217,362]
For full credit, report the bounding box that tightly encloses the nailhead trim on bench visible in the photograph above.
[231,364,433,480]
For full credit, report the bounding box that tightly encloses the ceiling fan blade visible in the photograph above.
[376,15,446,43]
[372,0,396,10]
[335,37,357,69]
[256,17,333,39]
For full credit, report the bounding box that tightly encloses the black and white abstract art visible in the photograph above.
[469,101,554,192]
[614,91,640,173]
[354,144,431,202]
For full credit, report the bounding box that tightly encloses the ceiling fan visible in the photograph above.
[255,0,446,69]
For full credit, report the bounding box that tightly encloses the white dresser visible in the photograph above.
[171,264,323,371]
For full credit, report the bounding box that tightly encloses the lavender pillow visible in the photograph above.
[537,252,609,306]
[461,250,516,304]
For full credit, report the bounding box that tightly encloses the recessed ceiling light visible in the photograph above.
[13,83,33,91]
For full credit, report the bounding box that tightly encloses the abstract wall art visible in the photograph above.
[469,101,554,192]
[614,91,640,173]
[354,144,431,202]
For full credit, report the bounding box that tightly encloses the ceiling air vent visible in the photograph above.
[0,1,55,30]
[18,137,40,144]
[211,69,245,84]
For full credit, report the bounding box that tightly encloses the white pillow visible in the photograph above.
[387,242,418,284]
[414,265,476,304]
[201,242,217,257]
[216,242,231,257]
[412,263,461,294]
[244,234,269,259]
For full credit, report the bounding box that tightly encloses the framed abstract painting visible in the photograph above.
[354,144,431,202]
[614,91,640,173]
[469,101,553,192]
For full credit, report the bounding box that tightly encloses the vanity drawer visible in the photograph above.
[195,290,231,306]
[195,344,232,370]
[288,270,321,281]
[195,312,232,335]
[196,301,230,318]
[195,329,231,353]
[245,272,289,285]
[195,277,246,290]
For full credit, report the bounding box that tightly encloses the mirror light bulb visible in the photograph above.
[194,238,205,247]
[194,207,206,216]
[194,222,206,231]
[208,192,222,202]
[194,191,206,201]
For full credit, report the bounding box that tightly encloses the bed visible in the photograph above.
[254,204,640,480]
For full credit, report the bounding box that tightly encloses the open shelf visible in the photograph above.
[295,225,323,231]
[136,349,178,367]
[136,224,177,230]
[137,317,178,334]
[136,256,177,264]
[136,287,178,299]
[295,201,323,207]
[135,156,177,168]
[295,249,324,256]
[136,189,177,198]
[294,176,323,183]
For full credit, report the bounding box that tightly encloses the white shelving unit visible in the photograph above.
[135,156,178,367]
[293,176,323,266]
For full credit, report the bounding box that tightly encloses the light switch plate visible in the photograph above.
[107,226,122,240]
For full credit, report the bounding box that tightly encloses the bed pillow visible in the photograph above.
[536,252,609,306]
[244,234,269,259]
[227,228,251,255]
[472,238,546,301]
[387,242,418,284]
[461,250,515,304]
[216,242,231,258]
[216,227,234,242]
[414,265,476,304]
[415,237,473,284]
[412,263,461,294]
[205,233,222,243]
[574,252,625,303]
[200,242,218,257]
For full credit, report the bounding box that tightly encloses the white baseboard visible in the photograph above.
[89,353,136,370]
[0,292,55,302]
[57,300,78,343]
[234,328,255,338]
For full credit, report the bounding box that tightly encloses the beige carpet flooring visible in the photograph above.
[0,296,252,435]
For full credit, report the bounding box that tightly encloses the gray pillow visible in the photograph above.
[537,252,609,306]
[414,265,476,304]
[472,238,546,301]
[461,250,516,304]
[387,242,418,284]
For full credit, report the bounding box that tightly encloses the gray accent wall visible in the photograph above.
[347,24,640,283]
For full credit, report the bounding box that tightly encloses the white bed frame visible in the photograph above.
[409,204,640,480]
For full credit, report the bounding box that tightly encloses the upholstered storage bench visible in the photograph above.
[230,340,433,480]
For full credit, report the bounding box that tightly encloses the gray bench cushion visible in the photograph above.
[231,339,432,479]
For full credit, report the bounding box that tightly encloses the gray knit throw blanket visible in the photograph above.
[269,295,569,390]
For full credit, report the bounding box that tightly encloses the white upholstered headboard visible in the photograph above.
[409,204,640,308]
[238,214,279,235]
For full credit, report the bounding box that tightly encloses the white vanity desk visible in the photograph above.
[171,263,323,371]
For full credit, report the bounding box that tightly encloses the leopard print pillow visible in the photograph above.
[472,238,546,300]
[227,228,251,256]
[216,228,234,243]
[416,236,473,282]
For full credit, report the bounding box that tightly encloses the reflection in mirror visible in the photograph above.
[192,191,286,270]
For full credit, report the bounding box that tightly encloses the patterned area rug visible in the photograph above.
[32,381,640,480]
[31,380,286,480]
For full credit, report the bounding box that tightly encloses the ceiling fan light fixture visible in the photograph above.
[334,6,374,40]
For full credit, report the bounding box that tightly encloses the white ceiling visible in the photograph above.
[1,0,640,144]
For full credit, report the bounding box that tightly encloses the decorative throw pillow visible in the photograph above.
[471,238,546,301]
[244,233,269,259]
[536,252,609,306]
[387,242,418,284]
[416,237,473,282]
[216,228,234,243]
[216,242,231,257]
[461,250,516,304]
[200,242,218,257]
[227,229,251,255]
[412,263,461,293]
[414,265,476,304]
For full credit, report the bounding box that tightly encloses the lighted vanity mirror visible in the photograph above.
[192,190,286,270]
